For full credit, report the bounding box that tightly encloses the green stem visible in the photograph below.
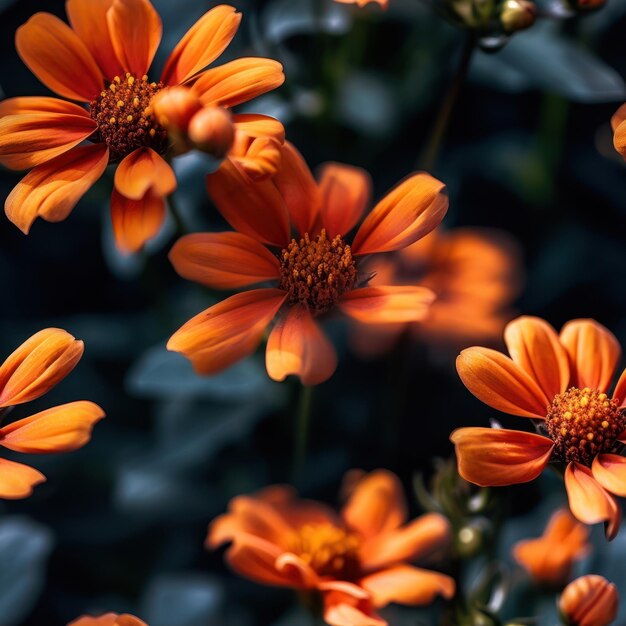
[167,193,188,236]
[293,383,314,478]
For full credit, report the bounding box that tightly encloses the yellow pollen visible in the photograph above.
[142,75,148,81]
[564,411,572,419]
[149,128,156,137]
[114,76,121,84]
[109,117,116,124]
[126,115,133,122]
[133,97,140,107]
[599,393,607,401]
[117,100,124,107]
[602,421,609,429]
[128,76,135,85]
[580,396,589,407]
[587,433,594,441]
[109,84,116,92]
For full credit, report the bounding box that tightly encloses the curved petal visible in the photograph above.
[0,328,84,407]
[456,347,550,418]
[318,162,372,237]
[351,173,448,256]
[324,592,386,626]
[167,289,286,375]
[565,462,621,541]
[170,232,280,289]
[614,119,626,159]
[504,316,570,400]
[15,12,103,101]
[592,454,626,498]
[114,148,177,200]
[265,306,337,386]
[614,368,626,408]
[6,144,109,234]
[611,103,626,132]
[232,114,285,143]
[450,427,554,487]
[0,458,46,500]
[161,5,242,85]
[275,553,319,589]
[69,614,147,626]
[230,137,283,181]
[559,319,621,392]
[339,286,435,324]
[193,58,285,108]
[107,0,162,77]
[0,96,89,116]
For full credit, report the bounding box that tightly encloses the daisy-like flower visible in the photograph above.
[559,575,618,626]
[450,316,626,540]
[207,470,455,626]
[0,328,104,498]
[69,614,147,626]
[0,0,284,253]
[167,142,447,385]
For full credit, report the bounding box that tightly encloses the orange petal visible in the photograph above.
[559,319,621,392]
[170,231,279,289]
[504,316,570,401]
[0,401,104,454]
[592,454,626,497]
[192,58,285,107]
[351,173,448,255]
[565,462,621,541]
[0,96,90,117]
[0,458,46,500]
[114,148,177,200]
[229,137,283,181]
[68,615,148,626]
[167,289,286,375]
[450,427,554,487]
[614,119,626,159]
[110,188,166,254]
[0,328,84,407]
[559,575,619,626]
[324,592,386,626]
[161,5,242,85]
[318,162,372,237]
[232,114,285,144]
[275,553,319,589]
[614,368,626,408]
[341,469,407,539]
[265,306,338,386]
[6,144,109,234]
[66,0,123,80]
[335,0,389,6]
[456,347,550,418]
[206,160,290,247]
[339,286,435,324]
[360,565,455,608]
[611,103,626,132]
[107,0,162,77]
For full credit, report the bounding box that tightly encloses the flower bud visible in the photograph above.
[152,86,202,134]
[559,575,618,626]
[188,107,235,159]
[499,0,536,33]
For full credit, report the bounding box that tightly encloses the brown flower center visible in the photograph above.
[279,229,357,314]
[546,387,625,465]
[89,73,169,162]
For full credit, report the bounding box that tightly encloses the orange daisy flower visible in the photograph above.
[350,227,521,358]
[0,328,104,498]
[167,142,448,385]
[450,316,626,540]
[559,575,619,626]
[207,470,455,626]
[0,1,284,253]
[69,614,147,626]
[512,508,590,588]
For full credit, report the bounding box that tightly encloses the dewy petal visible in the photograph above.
[318,162,372,237]
[265,306,338,386]
[6,144,109,234]
[167,289,286,375]
[66,0,123,80]
[614,368,626,408]
[114,148,177,200]
[192,58,285,108]
[0,328,84,407]
[456,347,550,418]
[592,454,626,498]
[450,427,554,487]
[351,173,448,256]
[0,401,104,453]
[170,232,280,290]
[565,462,621,541]
[107,0,162,77]
[0,458,46,500]
[339,286,436,324]
[161,5,242,85]
[15,12,103,101]
[504,316,570,401]
[559,319,621,392]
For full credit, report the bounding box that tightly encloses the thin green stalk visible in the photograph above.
[293,383,314,479]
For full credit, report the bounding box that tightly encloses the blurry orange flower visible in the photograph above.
[167,143,447,385]
[335,0,389,7]
[0,1,284,253]
[0,328,104,499]
[351,227,521,358]
[559,575,618,626]
[68,614,147,626]
[451,316,626,540]
[513,509,590,588]
[612,103,626,161]
[207,470,454,626]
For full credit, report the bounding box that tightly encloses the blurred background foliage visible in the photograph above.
[1,0,626,624]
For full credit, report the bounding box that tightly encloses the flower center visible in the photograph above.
[89,73,169,162]
[545,387,625,465]
[279,229,357,314]
[291,523,361,578]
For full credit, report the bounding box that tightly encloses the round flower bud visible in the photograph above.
[499,0,536,33]
[188,107,235,159]
[559,575,618,626]
[152,86,202,134]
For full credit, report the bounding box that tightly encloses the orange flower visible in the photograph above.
[451,316,626,540]
[0,328,104,499]
[559,575,618,626]
[68,614,147,626]
[207,470,454,626]
[512,509,590,588]
[350,227,521,357]
[167,144,447,385]
[612,103,626,161]
[0,1,284,253]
